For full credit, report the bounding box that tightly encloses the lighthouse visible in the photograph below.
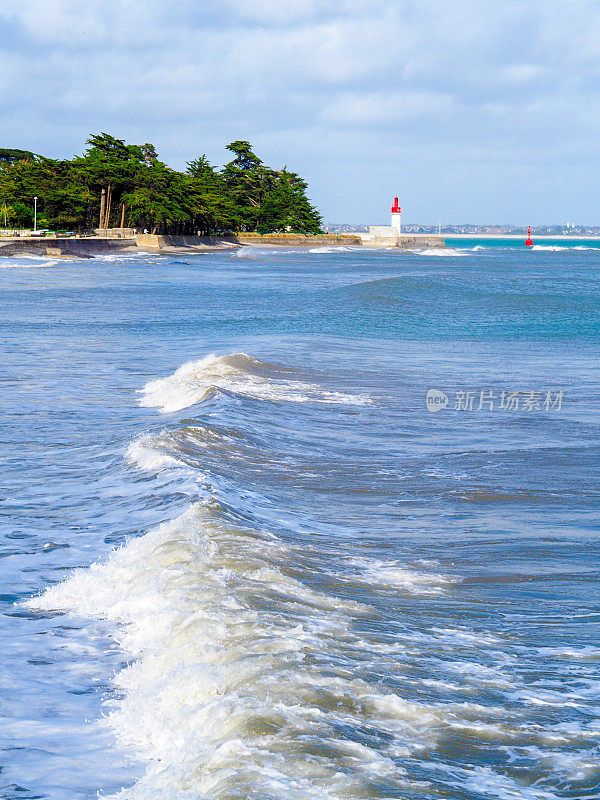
[390,196,402,237]
[363,197,445,248]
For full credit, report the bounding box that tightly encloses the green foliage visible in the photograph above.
[0,134,322,235]
[258,170,322,234]
[0,148,39,164]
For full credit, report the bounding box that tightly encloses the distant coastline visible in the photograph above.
[446,233,600,240]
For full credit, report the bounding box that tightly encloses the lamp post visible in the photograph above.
[34,196,38,233]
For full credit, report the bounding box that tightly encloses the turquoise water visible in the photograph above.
[445,237,600,249]
[1,245,599,799]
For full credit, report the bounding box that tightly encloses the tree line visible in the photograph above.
[0,134,323,235]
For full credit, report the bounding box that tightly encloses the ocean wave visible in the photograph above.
[126,435,189,472]
[94,253,144,262]
[233,247,275,257]
[27,503,446,799]
[349,557,454,596]
[425,762,563,800]
[308,246,353,254]
[139,352,370,413]
[431,627,502,646]
[411,248,469,257]
[27,499,592,798]
[0,258,58,268]
[535,645,600,660]
[233,247,304,257]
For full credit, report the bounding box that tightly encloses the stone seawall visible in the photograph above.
[0,235,240,258]
[0,237,135,258]
[135,234,239,252]
[235,233,362,247]
[398,235,445,249]
[0,232,371,258]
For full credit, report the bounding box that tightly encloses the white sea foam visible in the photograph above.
[535,645,600,659]
[139,352,370,413]
[424,761,563,800]
[0,258,58,268]
[27,498,592,798]
[308,246,352,254]
[28,503,451,799]
[126,436,187,472]
[444,661,516,689]
[233,247,276,257]
[512,746,600,783]
[529,244,599,252]
[431,627,502,646]
[350,556,454,595]
[94,253,143,262]
[411,248,469,257]
[459,765,561,800]
[233,247,304,257]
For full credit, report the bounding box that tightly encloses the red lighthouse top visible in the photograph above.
[390,196,402,214]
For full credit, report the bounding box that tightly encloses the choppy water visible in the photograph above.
[1,245,599,800]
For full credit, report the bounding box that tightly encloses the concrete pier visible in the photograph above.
[359,229,445,249]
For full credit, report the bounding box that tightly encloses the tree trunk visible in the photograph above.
[99,188,106,230]
[104,184,112,229]
[120,203,125,229]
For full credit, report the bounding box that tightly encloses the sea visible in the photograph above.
[1,242,599,800]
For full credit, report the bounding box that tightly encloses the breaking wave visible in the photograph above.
[139,353,370,413]
[528,244,599,252]
[126,435,188,472]
[0,257,58,268]
[26,341,600,800]
[411,248,469,257]
[530,245,564,252]
[28,502,457,800]
[308,246,353,254]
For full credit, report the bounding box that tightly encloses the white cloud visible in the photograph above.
[320,90,457,125]
[1,0,599,222]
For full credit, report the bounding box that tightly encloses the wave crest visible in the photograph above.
[139,352,370,413]
[28,503,439,799]
[411,248,468,257]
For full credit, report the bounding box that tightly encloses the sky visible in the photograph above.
[0,0,599,225]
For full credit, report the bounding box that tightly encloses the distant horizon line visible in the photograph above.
[324,223,599,230]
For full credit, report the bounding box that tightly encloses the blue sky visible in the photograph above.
[1,0,598,225]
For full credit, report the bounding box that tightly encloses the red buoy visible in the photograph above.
[525,225,533,247]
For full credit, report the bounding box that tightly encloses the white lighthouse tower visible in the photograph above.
[366,195,412,246]
[390,196,402,239]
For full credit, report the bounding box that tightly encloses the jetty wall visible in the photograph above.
[235,233,362,247]
[360,231,446,249]
[0,236,135,258]
[135,234,239,252]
